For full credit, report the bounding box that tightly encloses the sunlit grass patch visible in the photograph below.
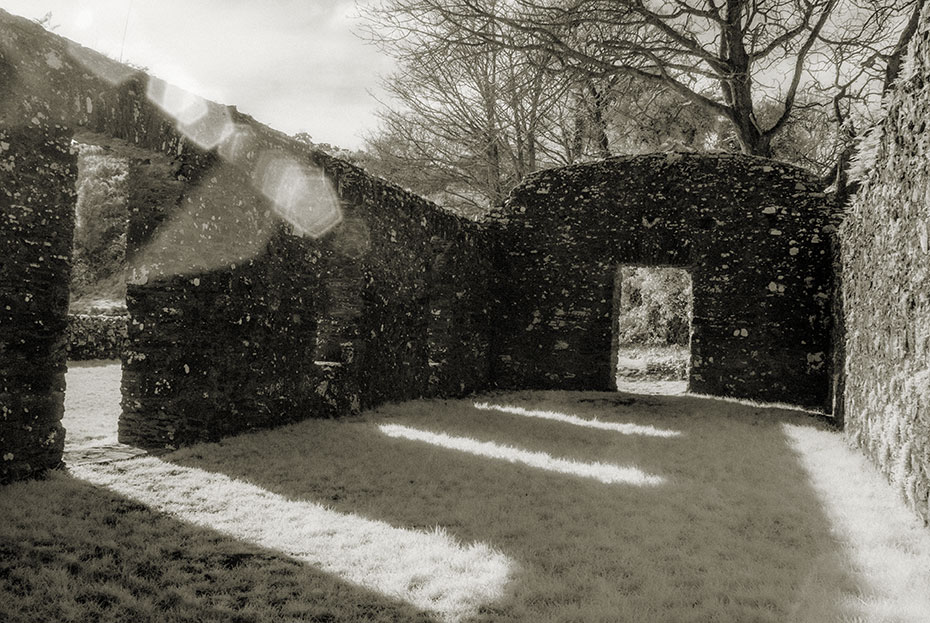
[379,423,665,485]
[70,457,514,622]
[163,392,867,622]
[783,423,930,621]
[473,402,682,437]
[0,471,441,623]
[63,360,122,448]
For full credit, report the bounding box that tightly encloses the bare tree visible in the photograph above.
[360,3,590,213]
[366,0,919,158]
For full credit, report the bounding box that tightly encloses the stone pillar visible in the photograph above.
[0,126,76,483]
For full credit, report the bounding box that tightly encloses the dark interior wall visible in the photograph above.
[426,233,494,397]
[0,125,75,483]
[489,153,838,408]
[841,6,930,524]
[116,149,492,449]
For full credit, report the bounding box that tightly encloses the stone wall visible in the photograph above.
[841,6,930,523]
[488,153,838,409]
[0,7,848,483]
[118,155,330,448]
[0,125,75,483]
[0,9,492,458]
[67,314,128,360]
[118,143,491,449]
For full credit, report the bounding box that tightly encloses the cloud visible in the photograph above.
[2,0,390,148]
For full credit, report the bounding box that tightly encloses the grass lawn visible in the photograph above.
[615,344,689,381]
[1,362,929,622]
[615,344,689,395]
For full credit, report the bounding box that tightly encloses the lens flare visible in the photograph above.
[146,77,207,125]
[252,151,342,238]
[331,216,371,258]
[179,104,234,151]
[218,124,256,166]
[146,77,233,150]
[127,162,278,281]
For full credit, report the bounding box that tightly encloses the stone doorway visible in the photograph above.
[63,142,135,464]
[612,266,693,395]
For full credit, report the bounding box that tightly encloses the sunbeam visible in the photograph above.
[71,458,514,623]
[473,402,682,438]
[379,424,665,486]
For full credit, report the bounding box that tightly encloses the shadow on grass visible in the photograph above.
[165,390,861,622]
[0,472,440,623]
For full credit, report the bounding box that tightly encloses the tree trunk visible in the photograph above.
[587,83,611,159]
[722,0,772,158]
[570,102,585,162]
[884,0,926,93]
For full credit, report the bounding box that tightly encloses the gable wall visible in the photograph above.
[0,10,492,469]
[489,153,839,408]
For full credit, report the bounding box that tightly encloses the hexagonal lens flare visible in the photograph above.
[252,151,342,238]
[146,77,233,150]
[146,77,207,124]
[178,104,234,151]
[218,124,256,166]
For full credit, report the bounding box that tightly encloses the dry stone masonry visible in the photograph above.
[66,314,128,360]
[841,4,930,524]
[487,154,839,408]
[0,9,491,473]
[0,125,74,481]
[2,3,928,530]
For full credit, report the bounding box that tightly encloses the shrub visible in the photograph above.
[67,314,128,360]
[71,144,129,303]
[616,266,692,346]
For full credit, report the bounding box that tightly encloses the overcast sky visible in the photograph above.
[0,0,392,149]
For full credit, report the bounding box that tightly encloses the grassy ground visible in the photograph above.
[62,360,123,448]
[616,344,689,395]
[1,363,929,622]
[616,344,689,381]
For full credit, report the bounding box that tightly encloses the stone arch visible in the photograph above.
[488,153,838,409]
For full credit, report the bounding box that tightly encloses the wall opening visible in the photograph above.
[63,143,130,461]
[611,266,693,395]
[69,143,129,316]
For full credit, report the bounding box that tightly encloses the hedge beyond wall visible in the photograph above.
[841,7,930,524]
[67,314,128,360]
